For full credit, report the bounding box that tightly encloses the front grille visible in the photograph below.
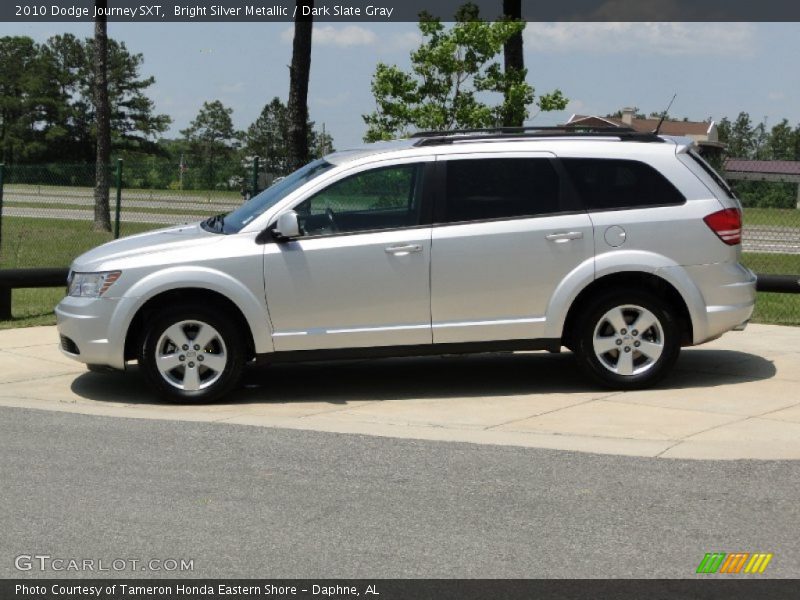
[60,335,80,355]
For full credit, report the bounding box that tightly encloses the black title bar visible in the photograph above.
[4,579,800,600]
[3,0,800,22]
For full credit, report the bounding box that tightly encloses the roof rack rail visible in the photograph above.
[410,125,664,146]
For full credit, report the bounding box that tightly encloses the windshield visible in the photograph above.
[204,159,335,234]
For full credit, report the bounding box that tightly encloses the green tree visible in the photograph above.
[363,3,567,141]
[0,36,50,164]
[245,97,289,176]
[0,34,169,166]
[794,124,800,161]
[313,124,334,157]
[718,112,756,159]
[244,97,335,177]
[181,100,241,189]
[37,34,87,161]
[718,113,799,209]
[82,37,171,159]
[767,119,796,161]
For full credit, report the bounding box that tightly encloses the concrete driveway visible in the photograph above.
[1,324,799,461]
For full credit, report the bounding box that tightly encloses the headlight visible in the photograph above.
[68,271,122,298]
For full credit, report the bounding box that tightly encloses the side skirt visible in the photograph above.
[257,338,563,364]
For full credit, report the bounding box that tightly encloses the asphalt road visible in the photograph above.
[1,405,798,578]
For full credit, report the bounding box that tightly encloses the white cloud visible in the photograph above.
[281,25,377,47]
[386,31,423,52]
[523,22,756,57]
[768,91,786,101]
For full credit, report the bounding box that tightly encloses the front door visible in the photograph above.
[264,162,433,352]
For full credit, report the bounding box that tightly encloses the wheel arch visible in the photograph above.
[116,266,272,363]
[560,271,694,350]
[123,287,261,362]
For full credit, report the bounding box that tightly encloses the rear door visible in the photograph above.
[430,152,594,344]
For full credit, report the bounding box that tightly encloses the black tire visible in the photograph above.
[573,290,681,390]
[138,305,245,403]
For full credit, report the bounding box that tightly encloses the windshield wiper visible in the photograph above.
[202,213,226,233]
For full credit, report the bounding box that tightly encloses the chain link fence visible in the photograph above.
[0,160,798,324]
[0,160,259,271]
[727,169,800,325]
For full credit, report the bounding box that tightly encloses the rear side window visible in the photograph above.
[442,158,560,223]
[687,150,736,199]
[562,158,685,211]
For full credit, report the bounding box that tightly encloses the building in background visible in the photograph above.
[564,107,724,159]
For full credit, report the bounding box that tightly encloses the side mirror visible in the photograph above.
[273,210,300,240]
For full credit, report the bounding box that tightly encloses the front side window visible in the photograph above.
[295,164,422,236]
[441,158,561,223]
[561,158,686,210]
[218,159,335,234]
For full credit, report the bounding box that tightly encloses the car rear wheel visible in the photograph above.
[139,306,245,403]
[574,291,681,389]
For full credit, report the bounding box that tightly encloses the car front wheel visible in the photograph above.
[139,306,245,403]
[574,291,681,389]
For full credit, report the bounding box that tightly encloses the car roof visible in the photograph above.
[325,132,690,167]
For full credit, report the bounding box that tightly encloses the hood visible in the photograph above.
[72,222,224,271]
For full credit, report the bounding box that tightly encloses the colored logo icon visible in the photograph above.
[696,552,773,574]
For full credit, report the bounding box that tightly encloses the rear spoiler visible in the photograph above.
[658,135,694,155]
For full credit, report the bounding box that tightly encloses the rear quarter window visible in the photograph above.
[561,158,686,211]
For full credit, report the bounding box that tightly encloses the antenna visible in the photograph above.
[654,94,677,135]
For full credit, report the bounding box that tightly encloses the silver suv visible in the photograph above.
[56,128,756,403]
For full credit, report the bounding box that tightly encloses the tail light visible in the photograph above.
[703,208,742,245]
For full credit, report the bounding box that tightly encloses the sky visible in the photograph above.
[1,21,799,149]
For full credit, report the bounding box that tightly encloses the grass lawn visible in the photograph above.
[752,292,800,326]
[0,217,162,269]
[741,251,800,275]
[0,218,165,328]
[0,288,63,329]
[742,207,800,229]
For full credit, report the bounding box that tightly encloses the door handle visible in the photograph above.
[545,231,583,243]
[385,244,422,255]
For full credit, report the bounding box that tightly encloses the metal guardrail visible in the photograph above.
[0,268,68,320]
[0,268,797,323]
[756,274,800,294]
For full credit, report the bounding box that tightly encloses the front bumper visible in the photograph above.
[55,296,127,369]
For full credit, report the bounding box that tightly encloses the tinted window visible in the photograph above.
[688,150,736,199]
[562,158,685,210]
[296,164,421,236]
[443,158,560,223]
[220,159,334,233]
